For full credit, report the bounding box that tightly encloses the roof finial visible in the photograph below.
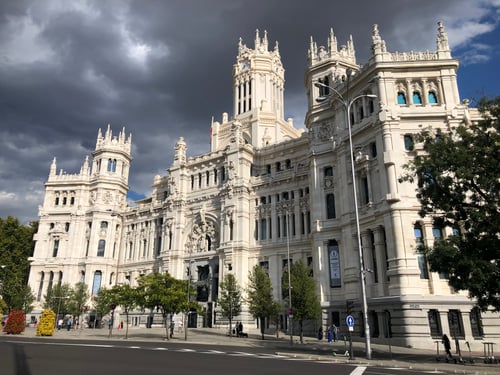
[436,21,450,51]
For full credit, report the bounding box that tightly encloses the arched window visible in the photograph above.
[428,91,438,104]
[92,271,102,295]
[397,92,407,105]
[100,221,108,229]
[48,271,54,290]
[97,240,105,257]
[413,92,422,104]
[37,272,45,301]
[107,159,117,172]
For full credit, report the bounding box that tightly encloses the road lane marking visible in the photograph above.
[350,366,366,375]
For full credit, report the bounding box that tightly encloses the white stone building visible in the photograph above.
[28,23,498,349]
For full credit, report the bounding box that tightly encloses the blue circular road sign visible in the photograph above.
[346,315,355,327]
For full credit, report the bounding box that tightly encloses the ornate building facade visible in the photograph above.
[28,23,498,349]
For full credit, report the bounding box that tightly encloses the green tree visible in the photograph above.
[99,284,139,339]
[246,265,281,339]
[0,217,37,312]
[136,273,189,340]
[217,273,242,337]
[93,288,115,326]
[401,97,500,311]
[43,284,72,319]
[16,285,35,315]
[67,282,89,327]
[283,259,321,343]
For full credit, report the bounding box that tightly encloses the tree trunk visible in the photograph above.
[260,317,265,340]
[299,319,304,344]
[125,311,129,339]
[164,314,170,341]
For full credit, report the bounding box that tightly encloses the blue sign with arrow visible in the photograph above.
[346,315,355,327]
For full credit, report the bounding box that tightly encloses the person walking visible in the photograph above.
[442,334,453,361]
[67,316,73,331]
[317,326,323,340]
[327,324,333,343]
[332,324,338,342]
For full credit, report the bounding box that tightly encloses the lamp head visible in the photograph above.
[314,82,328,89]
[316,96,329,103]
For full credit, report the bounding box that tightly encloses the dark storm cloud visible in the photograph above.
[0,0,499,223]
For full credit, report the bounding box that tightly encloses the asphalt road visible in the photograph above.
[0,338,439,375]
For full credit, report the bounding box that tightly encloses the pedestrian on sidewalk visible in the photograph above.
[169,320,175,338]
[442,334,453,361]
[57,318,63,330]
[318,326,323,340]
[332,324,338,342]
[67,316,73,331]
[327,324,333,343]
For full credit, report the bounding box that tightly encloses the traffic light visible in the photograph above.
[346,300,354,314]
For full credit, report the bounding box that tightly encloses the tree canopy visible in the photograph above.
[246,265,281,339]
[217,273,242,336]
[401,97,500,311]
[136,273,191,340]
[0,217,37,312]
[282,259,321,343]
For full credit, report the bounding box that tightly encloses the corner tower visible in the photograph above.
[90,125,132,211]
[210,30,302,151]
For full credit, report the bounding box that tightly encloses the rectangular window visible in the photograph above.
[52,239,59,257]
[268,218,272,239]
[283,215,287,237]
[361,177,369,205]
[428,309,442,338]
[259,261,269,273]
[469,307,484,338]
[447,310,465,338]
[260,219,267,240]
[326,193,336,219]
[97,240,105,257]
[156,236,162,256]
[414,225,429,279]
[404,134,414,151]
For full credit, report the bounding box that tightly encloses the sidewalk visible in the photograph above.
[8,325,500,375]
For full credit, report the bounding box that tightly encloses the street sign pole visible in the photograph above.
[346,315,355,360]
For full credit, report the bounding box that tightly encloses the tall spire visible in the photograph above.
[50,157,57,176]
[328,28,337,54]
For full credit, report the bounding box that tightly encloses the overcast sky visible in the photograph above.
[1,0,499,224]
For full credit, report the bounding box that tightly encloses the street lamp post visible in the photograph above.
[185,256,193,341]
[285,205,293,345]
[55,295,69,329]
[315,78,376,360]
